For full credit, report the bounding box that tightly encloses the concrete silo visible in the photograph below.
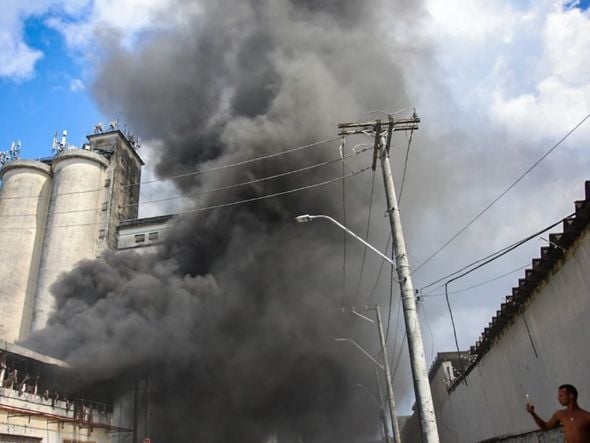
[0,160,52,342]
[32,150,110,332]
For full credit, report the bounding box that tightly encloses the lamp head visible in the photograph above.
[295,214,313,223]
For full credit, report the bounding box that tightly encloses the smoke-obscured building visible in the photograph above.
[402,181,590,442]
[0,127,172,442]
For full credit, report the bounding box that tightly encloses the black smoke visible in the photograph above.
[26,0,426,441]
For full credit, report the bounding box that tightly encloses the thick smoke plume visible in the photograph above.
[26,1,426,441]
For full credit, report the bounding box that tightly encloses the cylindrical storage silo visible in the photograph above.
[32,150,109,332]
[0,160,52,342]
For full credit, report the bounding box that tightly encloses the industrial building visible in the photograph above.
[402,181,590,442]
[0,126,172,442]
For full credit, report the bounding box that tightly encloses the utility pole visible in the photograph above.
[375,369,392,443]
[374,306,400,443]
[338,115,440,443]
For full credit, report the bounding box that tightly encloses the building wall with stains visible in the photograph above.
[403,223,590,443]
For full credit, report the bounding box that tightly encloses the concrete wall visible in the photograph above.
[117,217,171,254]
[87,131,142,251]
[403,225,590,443]
[0,161,51,342]
[32,150,110,332]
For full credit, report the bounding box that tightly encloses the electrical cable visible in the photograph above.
[384,244,396,343]
[365,233,393,305]
[419,212,575,292]
[0,136,341,201]
[442,211,575,383]
[397,128,414,205]
[353,168,378,308]
[341,139,348,308]
[419,299,435,363]
[391,331,407,381]
[412,112,590,275]
[421,262,530,298]
[0,167,371,230]
[0,149,371,219]
[126,149,369,208]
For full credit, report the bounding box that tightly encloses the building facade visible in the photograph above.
[0,129,175,343]
[402,181,590,442]
[0,128,173,443]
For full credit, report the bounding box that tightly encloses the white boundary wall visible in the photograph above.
[404,226,590,443]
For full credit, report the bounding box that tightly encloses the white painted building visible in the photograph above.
[402,181,590,443]
[0,128,178,343]
[0,128,174,443]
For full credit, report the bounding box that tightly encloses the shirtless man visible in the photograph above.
[526,384,590,443]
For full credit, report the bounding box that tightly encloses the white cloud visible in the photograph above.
[0,35,43,80]
[0,0,180,80]
[0,1,50,80]
[69,77,85,91]
[419,0,590,143]
[488,6,590,142]
[47,0,180,53]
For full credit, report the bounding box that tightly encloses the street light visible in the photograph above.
[296,213,437,443]
[295,215,396,269]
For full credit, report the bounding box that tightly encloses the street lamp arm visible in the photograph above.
[334,338,384,370]
[295,214,396,268]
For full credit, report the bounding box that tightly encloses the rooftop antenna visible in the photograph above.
[60,130,68,150]
[51,131,59,153]
[9,141,21,160]
[0,151,9,168]
[93,122,104,134]
[53,130,67,155]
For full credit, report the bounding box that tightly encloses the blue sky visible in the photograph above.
[0,14,104,159]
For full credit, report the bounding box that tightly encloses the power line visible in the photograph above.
[412,112,590,275]
[0,136,341,201]
[365,233,393,305]
[397,128,414,205]
[391,331,407,382]
[126,167,372,218]
[384,245,396,343]
[126,149,369,208]
[341,139,348,308]
[422,262,530,298]
[419,212,575,292]
[0,167,371,230]
[419,300,435,363]
[442,212,575,382]
[353,168,378,308]
[138,136,341,187]
[0,149,370,219]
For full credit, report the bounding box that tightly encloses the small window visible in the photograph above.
[134,234,145,243]
[148,231,159,241]
[102,202,108,211]
[98,229,106,239]
[104,178,111,187]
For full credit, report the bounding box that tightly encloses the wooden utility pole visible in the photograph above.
[338,114,440,443]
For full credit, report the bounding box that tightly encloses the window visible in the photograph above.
[148,231,159,241]
[134,234,145,243]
